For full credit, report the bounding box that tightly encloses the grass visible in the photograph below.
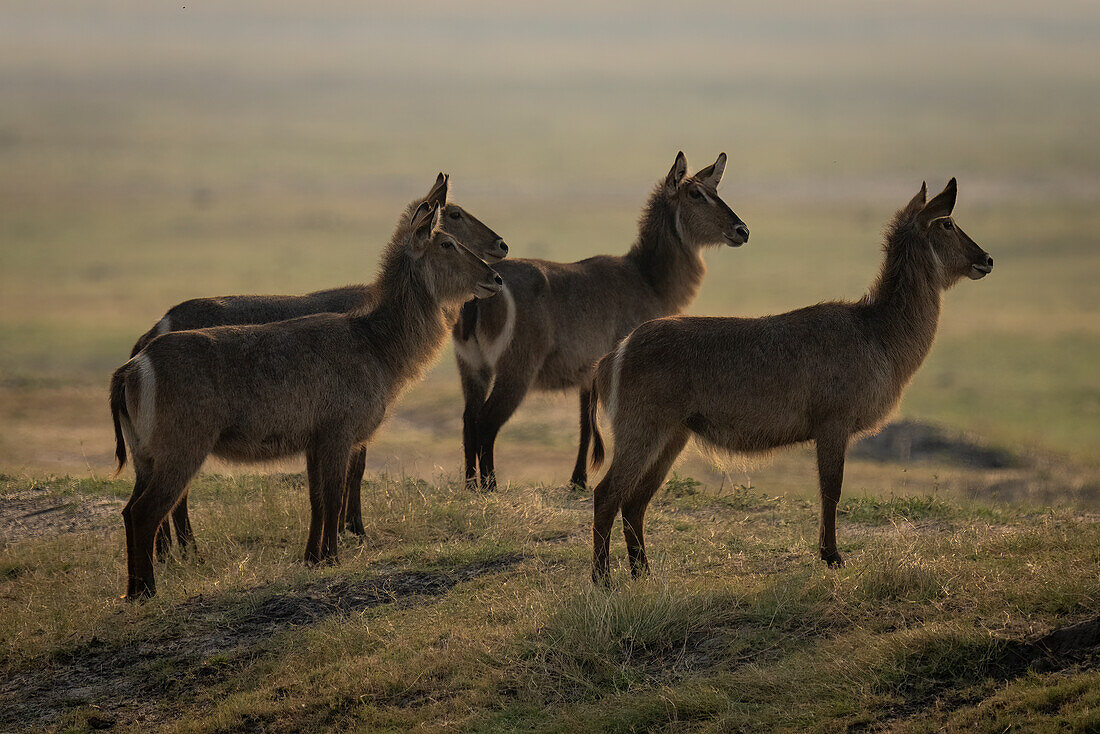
[1,471,1097,732]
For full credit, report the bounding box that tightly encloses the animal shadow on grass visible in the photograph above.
[0,554,522,730]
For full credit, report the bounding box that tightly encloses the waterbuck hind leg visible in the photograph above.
[815,431,850,567]
[569,388,592,489]
[476,369,536,492]
[154,519,173,560]
[458,364,491,490]
[341,445,368,536]
[125,455,203,599]
[122,464,150,599]
[591,423,672,584]
[171,494,197,558]
[591,474,620,586]
[622,429,690,578]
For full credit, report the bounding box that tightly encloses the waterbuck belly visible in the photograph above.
[213,428,308,462]
[684,408,813,454]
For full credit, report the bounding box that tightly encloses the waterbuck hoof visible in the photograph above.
[822,550,844,568]
[347,521,367,537]
[124,580,156,600]
[591,569,611,587]
[568,476,588,491]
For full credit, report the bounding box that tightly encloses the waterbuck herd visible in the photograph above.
[110,154,993,597]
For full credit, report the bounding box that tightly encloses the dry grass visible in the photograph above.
[0,471,1097,732]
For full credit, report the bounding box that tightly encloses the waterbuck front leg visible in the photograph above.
[568,387,592,489]
[304,434,353,565]
[458,364,491,490]
[815,430,849,567]
[476,369,536,492]
[339,445,367,536]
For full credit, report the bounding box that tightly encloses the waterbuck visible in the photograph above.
[129,173,508,556]
[110,202,503,598]
[454,151,749,491]
[585,179,993,582]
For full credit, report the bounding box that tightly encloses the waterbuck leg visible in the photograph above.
[154,518,173,560]
[815,431,849,567]
[591,473,620,586]
[458,364,491,490]
[171,493,197,558]
[622,428,689,578]
[305,434,353,565]
[340,445,367,536]
[591,426,667,584]
[568,388,592,489]
[303,453,325,565]
[122,459,151,598]
[125,454,203,599]
[476,370,535,492]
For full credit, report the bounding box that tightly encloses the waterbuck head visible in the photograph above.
[664,151,749,247]
[408,201,503,305]
[911,178,993,288]
[423,172,509,262]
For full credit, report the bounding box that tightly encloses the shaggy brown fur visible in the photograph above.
[128,174,508,556]
[585,179,993,583]
[454,152,749,490]
[110,202,502,598]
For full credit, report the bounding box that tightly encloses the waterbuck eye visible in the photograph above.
[689,189,704,201]
[941,220,954,231]
[448,211,462,220]
[441,240,455,250]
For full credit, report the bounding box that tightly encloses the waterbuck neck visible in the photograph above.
[353,252,449,388]
[863,220,943,384]
[625,189,706,313]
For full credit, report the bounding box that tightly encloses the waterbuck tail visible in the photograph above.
[588,366,605,470]
[110,368,129,476]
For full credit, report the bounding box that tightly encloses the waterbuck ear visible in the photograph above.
[409,201,436,245]
[426,172,449,208]
[695,152,726,188]
[902,181,927,217]
[665,151,688,194]
[918,178,957,223]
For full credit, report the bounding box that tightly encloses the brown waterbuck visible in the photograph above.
[454,151,749,491]
[129,173,508,556]
[110,202,503,598]
[585,178,993,583]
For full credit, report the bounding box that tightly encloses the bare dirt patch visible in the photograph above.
[0,554,523,730]
[0,484,122,544]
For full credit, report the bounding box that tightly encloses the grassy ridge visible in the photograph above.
[0,473,1096,731]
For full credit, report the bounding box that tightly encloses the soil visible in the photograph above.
[0,485,122,544]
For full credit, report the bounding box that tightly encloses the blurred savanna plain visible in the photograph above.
[1,1,1097,493]
[2,2,1100,732]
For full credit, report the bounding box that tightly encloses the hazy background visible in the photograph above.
[1,1,1097,499]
